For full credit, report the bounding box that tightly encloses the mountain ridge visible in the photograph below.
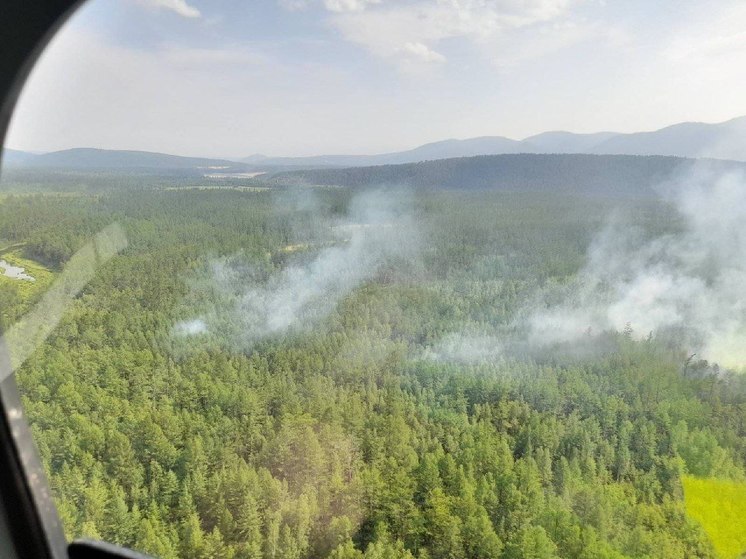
[244,115,746,166]
[589,116,746,159]
[5,116,746,171]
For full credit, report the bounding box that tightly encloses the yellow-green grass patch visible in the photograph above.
[682,475,746,559]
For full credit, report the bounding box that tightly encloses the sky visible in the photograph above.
[6,0,746,158]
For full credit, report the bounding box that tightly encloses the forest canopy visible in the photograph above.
[2,166,745,559]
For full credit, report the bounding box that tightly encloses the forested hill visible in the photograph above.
[2,147,252,172]
[270,153,746,195]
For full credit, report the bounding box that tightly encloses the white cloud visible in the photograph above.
[12,0,746,159]
[324,0,380,12]
[159,44,268,67]
[278,0,380,12]
[274,0,586,68]
[328,0,583,64]
[7,27,414,157]
[278,0,312,11]
[137,0,201,18]
[664,6,746,64]
[488,19,603,68]
[401,41,446,63]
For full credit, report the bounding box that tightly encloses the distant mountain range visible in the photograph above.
[240,136,532,168]
[582,117,746,160]
[524,131,620,153]
[4,116,746,172]
[244,116,746,167]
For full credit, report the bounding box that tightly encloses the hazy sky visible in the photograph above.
[7,0,746,158]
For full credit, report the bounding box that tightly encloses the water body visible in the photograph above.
[0,259,35,281]
[202,171,266,179]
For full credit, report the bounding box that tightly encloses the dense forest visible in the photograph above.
[269,154,746,196]
[1,174,745,559]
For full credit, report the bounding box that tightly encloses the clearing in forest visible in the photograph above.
[682,475,746,559]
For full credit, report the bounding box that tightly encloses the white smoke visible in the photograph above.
[174,318,208,336]
[176,188,419,349]
[423,332,504,364]
[527,165,746,369]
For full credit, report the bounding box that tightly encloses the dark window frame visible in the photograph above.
[0,2,84,558]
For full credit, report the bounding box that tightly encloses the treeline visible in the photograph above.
[0,169,262,192]
[2,185,744,558]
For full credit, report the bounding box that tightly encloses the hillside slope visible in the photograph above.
[242,136,532,167]
[5,147,251,172]
[270,153,745,196]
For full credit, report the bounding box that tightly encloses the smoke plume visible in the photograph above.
[174,188,420,349]
[527,165,746,369]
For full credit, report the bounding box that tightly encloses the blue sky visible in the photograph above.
[7,0,746,158]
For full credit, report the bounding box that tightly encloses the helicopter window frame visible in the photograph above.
[0,2,85,557]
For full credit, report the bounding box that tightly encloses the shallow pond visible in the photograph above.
[0,259,35,281]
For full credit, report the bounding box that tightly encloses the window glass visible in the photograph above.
[3,2,746,558]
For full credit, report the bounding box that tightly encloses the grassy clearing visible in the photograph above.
[0,250,54,306]
[682,476,746,559]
